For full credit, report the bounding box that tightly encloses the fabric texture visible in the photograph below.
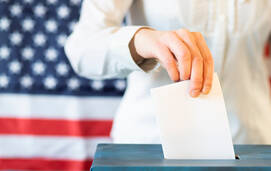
[0,0,123,170]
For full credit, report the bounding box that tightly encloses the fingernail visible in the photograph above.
[202,87,210,94]
[190,90,200,97]
[182,72,190,80]
[183,74,189,80]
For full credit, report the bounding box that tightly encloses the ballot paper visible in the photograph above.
[151,73,235,160]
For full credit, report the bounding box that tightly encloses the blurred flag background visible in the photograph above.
[0,0,125,170]
[0,0,270,170]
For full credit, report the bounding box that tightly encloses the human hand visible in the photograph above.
[133,28,214,97]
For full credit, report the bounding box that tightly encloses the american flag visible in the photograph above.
[0,0,125,170]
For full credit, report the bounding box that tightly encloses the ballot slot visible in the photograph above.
[235,154,240,160]
[151,73,235,160]
[161,152,241,160]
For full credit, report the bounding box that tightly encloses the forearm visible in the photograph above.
[65,0,154,79]
[65,24,146,79]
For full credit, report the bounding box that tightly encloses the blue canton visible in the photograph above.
[0,0,126,96]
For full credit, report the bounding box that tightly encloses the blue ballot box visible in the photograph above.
[91,144,271,171]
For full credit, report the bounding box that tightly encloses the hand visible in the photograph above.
[133,28,214,97]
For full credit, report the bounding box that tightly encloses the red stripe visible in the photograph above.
[264,42,270,58]
[0,158,92,171]
[0,117,112,137]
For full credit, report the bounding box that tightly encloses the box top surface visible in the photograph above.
[92,144,271,168]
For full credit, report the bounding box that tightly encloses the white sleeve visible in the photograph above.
[65,0,153,79]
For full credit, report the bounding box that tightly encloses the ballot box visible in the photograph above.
[91,144,271,171]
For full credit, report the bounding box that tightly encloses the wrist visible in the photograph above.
[129,27,158,72]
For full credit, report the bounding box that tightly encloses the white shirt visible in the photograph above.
[65,0,271,144]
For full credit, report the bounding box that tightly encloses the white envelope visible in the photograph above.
[151,73,235,159]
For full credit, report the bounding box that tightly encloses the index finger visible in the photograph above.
[175,29,204,97]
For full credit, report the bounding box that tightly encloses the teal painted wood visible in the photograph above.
[91,144,271,171]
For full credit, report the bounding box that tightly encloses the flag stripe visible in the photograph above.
[265,58,271,76]
[264,41,270,58]
[0,136,111,160]
[0,158,92,171]
[0,94,120,119]
[0,117,112,137]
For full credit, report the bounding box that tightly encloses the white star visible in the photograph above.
[20,75,33,88]
[10,4,22,17]
[45,19,57,33]
[69,21,76,32]
[67,78,80,90]
[0,46,10,60]
[47,0,57,4]
[9,60,22,74]
[44,76,57,89]
[56,62,69,76]
[0,17,10,31]
[57,34,67,46]
[34,33,46,46]
[10,32,23,45]
[57,5,70,19]
[0,74,9,88]
[45,47,58,61]
[32,61,46,75]
[70,0,81,5]
[114,80,126,91]
[21,47,34,60]
[34,4,46,17]
[91,80,104,90]
[24,0,33,4]
[22,18,34,31]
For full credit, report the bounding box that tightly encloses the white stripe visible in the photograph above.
[0,135,111,160]
[266,58,271,76]
[0,93,121,119]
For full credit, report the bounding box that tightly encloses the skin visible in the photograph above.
[133,28,214,97]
